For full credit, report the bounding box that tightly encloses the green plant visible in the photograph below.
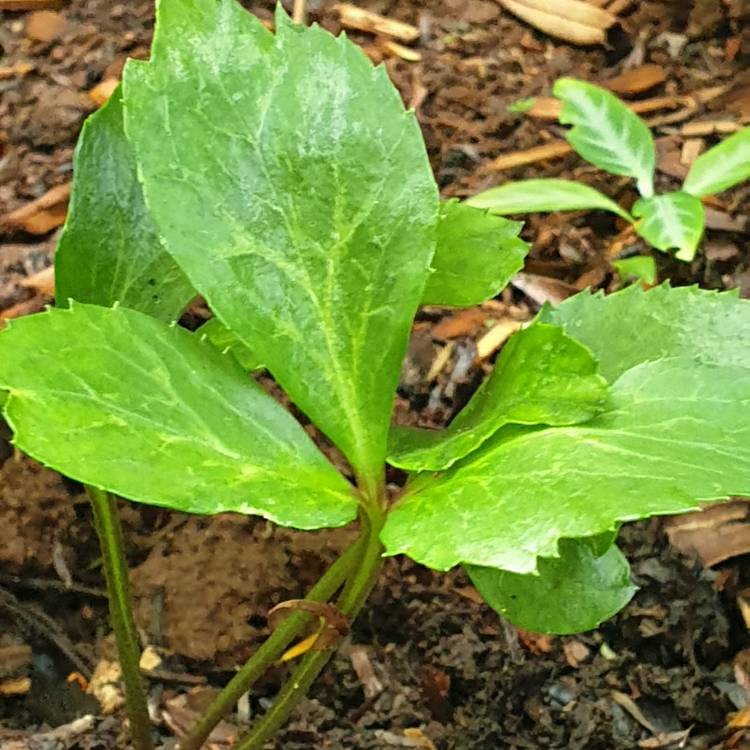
[1,3,750,749]
[470,78,750,262]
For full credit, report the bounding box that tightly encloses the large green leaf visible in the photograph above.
[387,323,607,471]
[554,79,656,197]
[0,304,357,530]
[122,1,439,489]
[684,127,750,197]
[539,284,750,381]
[381,357,750,572]
[55,89,193,321]
[467,178,632,221]
[421,200,528,306]
[467,538,636,634]
[633,191,705,262]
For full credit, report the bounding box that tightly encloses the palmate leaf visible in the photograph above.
[467,537,636,634]
[0,304,357,530]
[633,191,705,261]
[684,127,750,198]
[554,79,656,197]
[382,285,750,577]
[55,89,194,321]
[467,178,632,221]
[122,1,439,490]
[387,323,607,471]
[422,200,529,306]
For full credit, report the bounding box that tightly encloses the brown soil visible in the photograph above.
[2,0,750,748]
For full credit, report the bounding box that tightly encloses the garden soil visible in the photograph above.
[2,1,750,748]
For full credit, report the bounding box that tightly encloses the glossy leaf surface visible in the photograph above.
[123,1,439,488]
[540,284,750,381]
[387,323,608,471]
[55,90,193,321]
[468,178,632,221]
[633,191,705,261]
[0,304,357,529]
[422,200,528,306]
[468,538,636,634]
[684,127,750,197]
[554,78,656,197]
[382,357,750,572]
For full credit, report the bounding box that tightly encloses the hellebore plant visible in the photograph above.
[470,78,750,262]
[1,3,750,749]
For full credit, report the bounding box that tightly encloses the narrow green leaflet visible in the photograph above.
[554,79,656,197]
[382,357,750,572]
[684,127,750,197]
[422,200,528,306]
[55,89,193,321]
[633,192,705,261]
[467,178,632,221]
[0,304,357,530]
[467,538,636,634]
[122,1,439,487]
[198,317,263,371]
[540,284,750,381]
[612,255,657,284]
[387,323,607,471]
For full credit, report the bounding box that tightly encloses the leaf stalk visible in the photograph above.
[87,486,154,750]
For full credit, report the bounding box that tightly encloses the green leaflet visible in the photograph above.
[540,284,750,381]
[198,317,263,371]
[633,191,705,262]
[422,200,528,306]
[122,1,439,490]
[612,255,657,285]
[381,357,750,572]
[387,323,608,471]
[0,304,357,530]
[554,79,656,197]
[55,88,194,321]
[467,538,636,634]
[684,127,750,198]
[467,178,632,222]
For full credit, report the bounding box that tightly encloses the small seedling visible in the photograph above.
[1,4,750,749]
[471,78,750,262]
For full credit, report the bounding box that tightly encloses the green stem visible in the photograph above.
[87,486,153,750]
[232,506,386,750]
[178,534,364,750]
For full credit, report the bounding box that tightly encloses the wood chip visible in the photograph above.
[488,139,571,171]
[382,39,422,62]
[18,265,54,296]
[680,137,704,166]
[349,646,383,700]
[0,0,65,7]
[1,182,70,235]
[605,64,666,95]
[0,676,31,696]
[511,272,577,306]
[704,207,749,233]
[0,62,34,80]
[495,0,616,46]
[476,319,522,358]
[25,9,66,42]
[563,639,590,668]
[665,501,750,567]
[403,728,438,750]
[333,4,419,42]
[431,308,490,339]
[88,77,119,107]
[680,119,744,137]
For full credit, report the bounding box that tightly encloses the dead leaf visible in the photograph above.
[453,585,485,605]
[704,207,749,233]
[0,0,65,8]
[163,688,236,744]
[333,4,419,42]
[511,272,577,306]
[25,10,66,42]
[495,0,616,46]
[1,182,70,235]
[605,64,666,95]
